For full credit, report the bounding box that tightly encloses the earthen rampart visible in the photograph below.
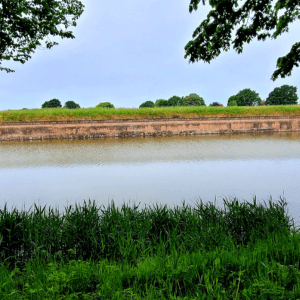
[1,115,300,141]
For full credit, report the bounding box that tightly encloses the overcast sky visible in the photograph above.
[1,0,299,111]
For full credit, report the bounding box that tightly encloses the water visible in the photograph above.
[0,132,300,224]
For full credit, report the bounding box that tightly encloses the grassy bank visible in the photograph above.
[1,198,300,298]
[1,105,300,123]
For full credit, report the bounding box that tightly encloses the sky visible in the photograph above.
[1,0,299,111]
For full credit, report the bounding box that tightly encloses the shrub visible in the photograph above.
[227,89,262,106]
[209,102,223,107]
[182,93,206,106]
[96,102,115,109]
[64,101,80,109]
[167,95,181,107]
[41,99,62,108]
[139,101,155,108]
[227,95,238,106]
[265,85,298,105]
[155,99,169,107]
[227,99,237,106]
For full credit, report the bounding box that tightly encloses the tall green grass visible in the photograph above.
[0,197,296,267]
[0,198,300,299]
[1,233,300,299]
[1,105,300,122]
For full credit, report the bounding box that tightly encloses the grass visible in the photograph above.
[1,105,300,123]
[1,197,300,299]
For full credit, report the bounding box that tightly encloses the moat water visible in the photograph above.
[0,132,299,224]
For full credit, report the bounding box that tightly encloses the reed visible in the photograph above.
[0,197,296,267]
[0,197,299,299]
[1,233,300,299]
[1,105,300,122]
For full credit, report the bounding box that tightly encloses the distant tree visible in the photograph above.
[96,102,115,109]
[265,85,298,105]
[178,97,185,106]
[64,101,80,109]
[0,0,85,73]
[167,95,182,106]
[227,89,262,106]
[209,102,223,106]
[227,95,238,106]
[182,93,206,106]
[155,99,169,107]
[185,0,300,81]
[227,100,238,106]
[139,101,155,108]
[42,99,62,108]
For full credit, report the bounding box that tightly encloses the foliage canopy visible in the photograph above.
[227,89,262,106]
[167,95,182,107]
[265,85,298,105]
[139,101,155,108]
[155,99,169,107]
[209,102,223,106]
[182,93,206,106]
[227,97,238,106]
[0,0,85,73]
[185,0,300,81]
[64,100,80,109]
[96,102,115,109]
[41,99,62,108]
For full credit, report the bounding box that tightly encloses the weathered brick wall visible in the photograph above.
[0,115,300,141]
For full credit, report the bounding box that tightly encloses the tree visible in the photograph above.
[0,0,85,73]
[96,102,115,109]
[227,95,238,106]
[139,101,155,108]
[155,99,169,107]
[209,102,223,106]
[42,98,62,108]
[265,85,298,105]
[227,89,262,106]
[185,0,300,81]
[182,93,206,106]
[167,95,182,106]
[64,100,80,109]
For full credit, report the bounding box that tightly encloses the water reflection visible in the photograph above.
[1,132,300,169]
[0,133,299,224]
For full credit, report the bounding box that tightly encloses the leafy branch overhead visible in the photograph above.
[185,0,300,80]
[0,0,84,73]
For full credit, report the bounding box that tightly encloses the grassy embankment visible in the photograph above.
[1,105,300,122]
[1,198,300,299]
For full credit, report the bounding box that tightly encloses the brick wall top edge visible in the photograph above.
[1,115,300,126]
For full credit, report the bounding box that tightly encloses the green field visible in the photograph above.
[1,198,300,299]
[1,105,300,123]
